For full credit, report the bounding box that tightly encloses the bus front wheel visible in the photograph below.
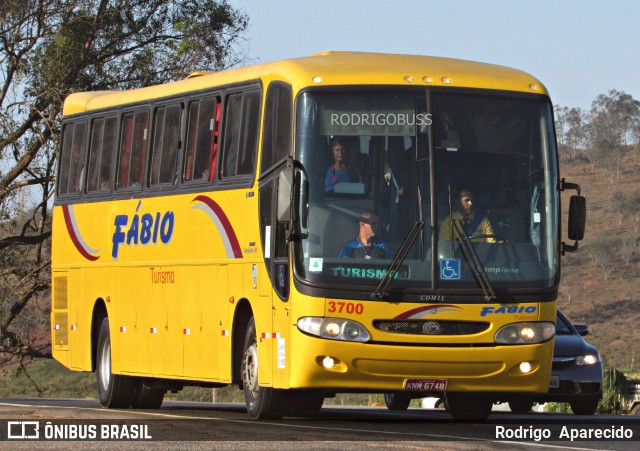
[241,317,288,419]
[96,317,134,408]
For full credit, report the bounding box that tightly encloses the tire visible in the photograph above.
[570,397,600,415]
[384,393,412,411]
[96,317,134,408]
[446,393,492,421]
[131,379,164,409]
[288,390,324,416]
[241,317,288,419]
[508,399,534,414]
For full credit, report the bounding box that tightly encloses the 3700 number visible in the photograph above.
[327,301,364,315]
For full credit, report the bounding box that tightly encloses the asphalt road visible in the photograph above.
[1,398,639,450]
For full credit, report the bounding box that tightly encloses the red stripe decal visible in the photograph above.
[394,304,462,320]
[193,195,243,258]
[62,205,99,261]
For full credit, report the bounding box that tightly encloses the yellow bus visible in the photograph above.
[51,51,585,420]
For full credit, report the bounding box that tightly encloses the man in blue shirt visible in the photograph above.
[339,210,390,259]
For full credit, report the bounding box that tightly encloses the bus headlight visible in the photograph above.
[297,317,371,342]
[495,322,555,344]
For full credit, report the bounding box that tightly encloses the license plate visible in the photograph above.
[404,379,448,391]
[549,376,560,389]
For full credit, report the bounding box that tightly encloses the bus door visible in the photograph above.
[258,162,292,388]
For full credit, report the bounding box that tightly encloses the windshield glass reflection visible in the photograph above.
[294,89,558,296]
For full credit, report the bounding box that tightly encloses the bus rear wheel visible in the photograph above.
[131,380,165,409]
[241,317,288,419]
[96,317,134,408]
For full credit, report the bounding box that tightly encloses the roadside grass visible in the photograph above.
[0,359,96,399]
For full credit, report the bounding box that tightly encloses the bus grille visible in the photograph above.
[373,320,489,336]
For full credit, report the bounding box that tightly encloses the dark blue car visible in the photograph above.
[507,310,603,415]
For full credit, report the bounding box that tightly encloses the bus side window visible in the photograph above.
[150,103,182,186]
[58,121,87,196]
[117,110,148,190]
[237,91,260,175]
[221,94,242,178]
[261,83,292,175]
[87,116,116,193]
[221,90,261,179]
[184,96,220,182]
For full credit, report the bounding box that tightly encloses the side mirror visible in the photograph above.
[560,179,586,254]
[573,324,589,337]
[568,195,586,241]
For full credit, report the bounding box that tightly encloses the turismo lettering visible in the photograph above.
[150,267,175,284]
[330,267,398,279]
[112,201,174,260]
[480,305,537,316]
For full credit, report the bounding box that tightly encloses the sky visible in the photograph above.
[227,0,639,110]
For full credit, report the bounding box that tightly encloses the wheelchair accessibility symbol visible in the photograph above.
[440,259,461,280]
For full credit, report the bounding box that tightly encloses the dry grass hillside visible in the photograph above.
[557,151,640,370]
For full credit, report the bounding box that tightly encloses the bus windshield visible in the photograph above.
[294,88,559,296]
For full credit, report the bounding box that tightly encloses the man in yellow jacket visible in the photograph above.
[439,189,497,243]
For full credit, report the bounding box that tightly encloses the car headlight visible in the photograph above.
[495,322,555,344]
[576,354,599,366]
[297,317,370,342]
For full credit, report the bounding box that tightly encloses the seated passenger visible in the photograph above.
[439,189,497,243]
[325,137,361,192]
[339,210,390,258]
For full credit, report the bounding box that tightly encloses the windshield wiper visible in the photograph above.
[373,188,424,299]
[452,220,496,301]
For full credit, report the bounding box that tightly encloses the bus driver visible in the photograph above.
[339,210,390,259]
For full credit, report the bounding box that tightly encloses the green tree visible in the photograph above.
[565,107,587,160]
[586,236,615,280]
[611,191,626,228]
[587,90,640,182]
[618,236,636,267]
[631,190,640,236]
[554,104,568,146]
[0,0,248,364]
